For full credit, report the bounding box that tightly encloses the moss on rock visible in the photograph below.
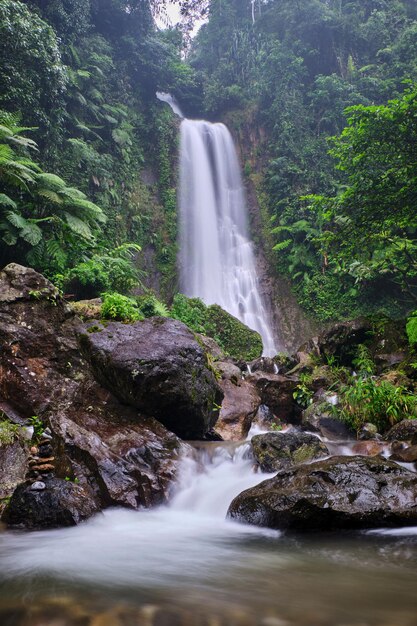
[205,304,263,361]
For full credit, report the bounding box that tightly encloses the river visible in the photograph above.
[1,435,417,625]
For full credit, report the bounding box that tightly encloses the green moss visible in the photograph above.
[171,294,262,361]
[0,421,19,446]
[205,304,263,360]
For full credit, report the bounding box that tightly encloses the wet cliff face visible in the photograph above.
[223,109,319,354]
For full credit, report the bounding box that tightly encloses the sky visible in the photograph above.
[155,2,207,34]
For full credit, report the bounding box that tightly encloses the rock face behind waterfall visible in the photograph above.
[228,456,417,531]
[80,318,223,440]
[0,264,220,528]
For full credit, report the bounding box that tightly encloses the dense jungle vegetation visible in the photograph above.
[1,0,417,324]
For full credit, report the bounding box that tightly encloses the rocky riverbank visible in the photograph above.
[1,263,417,532]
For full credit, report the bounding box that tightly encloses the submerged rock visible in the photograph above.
[228,455,417,531]
[80,317,223,440]
[251,432,329,473]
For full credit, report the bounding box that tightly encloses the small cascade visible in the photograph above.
[170,442,267,518]
[179,119,277,356]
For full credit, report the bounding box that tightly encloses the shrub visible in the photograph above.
[339,377,417,433]
[101,292,143,322]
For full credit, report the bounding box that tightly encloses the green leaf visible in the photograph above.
[64,213,93,238]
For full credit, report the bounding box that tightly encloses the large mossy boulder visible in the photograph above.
[79,317,223,440]
[205,304,263,361]
[251,432,329,473]
[228,456,417,532]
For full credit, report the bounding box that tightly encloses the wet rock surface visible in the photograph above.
[228,455,417,531]
[5,477,100,529]
[80,317,223,440]
[0,438,27,516]
[0,264,191,526]
[250,372,301,424]
[251,432,329,472]
[301,401,355,440]
[217,379,261,441]
[385,419,417,442]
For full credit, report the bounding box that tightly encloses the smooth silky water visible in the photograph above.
[1,437,417,626]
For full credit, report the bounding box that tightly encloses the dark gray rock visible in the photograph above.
[5,477,100,529]
[316,318,372,365]
[0,264,186,524]
[251,432,329,473]
[385,420,417,442]
[0,437,27,517]
[250,372,301,424]
[79,317,223,440]
[228,455,417,532]
[302,401,355,440]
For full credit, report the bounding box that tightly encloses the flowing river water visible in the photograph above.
[1,432,417,626]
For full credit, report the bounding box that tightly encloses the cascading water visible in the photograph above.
[2,438,417,624]
[179,119,278,356]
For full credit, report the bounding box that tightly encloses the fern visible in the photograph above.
[46,239,68,270]
[36,173,66,190]
[0,193,17,208]
[5,211,28,230]
[20,222,43,246]
[64,212,92,239]
[273,239,292,252]
[37,189,64,204]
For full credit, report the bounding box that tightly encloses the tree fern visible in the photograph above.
[64,212,93,239]
[37,188,64,204]
[36,173,66,190]
[273,239,292,251]
[20,222,43,246]
[0,193,17,209]
[5,211,28,230]
[45,239,68,270]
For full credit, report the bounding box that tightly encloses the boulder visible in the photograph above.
[250,372,301,424]
[251,432,329,472]
[50,383,183,509]
[5,477,100,529]
[0,428,27,517]
[79,317,223,440]
[216,379,260,441]
[215,361,243,385]
[0,264,187,523]
[228,455,417,531]
[205,304,263,361]
[302,401,355,440]
[390,444,417,464]
[316,318,372,365]
[385,419,417,442]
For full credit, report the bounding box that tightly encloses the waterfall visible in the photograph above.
[179,118,278,356]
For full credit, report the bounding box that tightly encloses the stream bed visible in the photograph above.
[1,440,417,626]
